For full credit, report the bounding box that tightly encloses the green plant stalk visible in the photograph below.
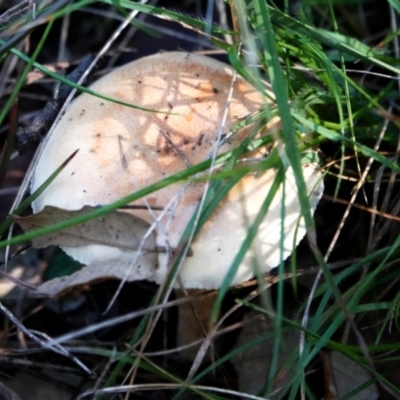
[0,0,72,54]
[176,295,400,399]
[0,41,173,115]
[0,18,54,139]
[210,165,285,325]
[293,113,400,173]
[0,142,283,249]
[0,150,78,238]
[0,101,17,186]
[328,0,361,201]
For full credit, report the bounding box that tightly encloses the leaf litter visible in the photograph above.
[12,206,158,295]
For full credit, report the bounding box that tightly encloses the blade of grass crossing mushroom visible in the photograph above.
[242,0,294,384]
[0,153,216,249]
[255,7,378,386]
[247,2,353,394]
[0,142,254,248]
[0,150,79,238]
[158,133,282,296]
[1,102,280,250]
[210,164,285,324]
[250,0,314,233]
[249,3,313,387]
[158,173,247,296]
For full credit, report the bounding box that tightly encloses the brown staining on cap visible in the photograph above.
[118,134,128,170]
[197,133,204,147]
[91,132,103,154]
[185,107,196,122]
[158,130,191,168]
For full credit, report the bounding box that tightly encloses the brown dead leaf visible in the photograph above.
[232,309,297,399]
[330,351,379,400]
[0,380,21,400]
[0,372,71,400]
[12,206,156,252]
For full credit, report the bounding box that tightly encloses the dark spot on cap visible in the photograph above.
[138,80,142,84]
[197,133,204,146]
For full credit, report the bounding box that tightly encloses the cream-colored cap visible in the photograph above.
[32,51,323,289]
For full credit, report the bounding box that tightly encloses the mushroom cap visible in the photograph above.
[31,51,323,289]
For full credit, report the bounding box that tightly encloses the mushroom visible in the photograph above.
[31,52,323,357]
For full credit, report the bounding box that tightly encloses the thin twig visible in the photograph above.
[0,301,91,373]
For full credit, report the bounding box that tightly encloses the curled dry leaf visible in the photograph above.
[12,206,158,296]
[35,258,156,297]
[12,205,156,252]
